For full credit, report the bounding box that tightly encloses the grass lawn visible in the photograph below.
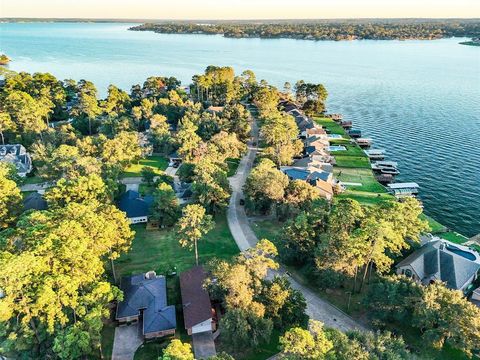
[313,117,346,135]
[439,231,468,244]
[216,329,281,360]
[226,158,241,177]
[123,156,168,178]
[334,167,386,194]
[22,175,45,185]
[421,214,447,234]
[115,213,239,277]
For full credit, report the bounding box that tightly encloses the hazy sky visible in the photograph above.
[2,0,479,19]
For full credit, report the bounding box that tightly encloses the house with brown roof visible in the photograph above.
[179,266,215,335]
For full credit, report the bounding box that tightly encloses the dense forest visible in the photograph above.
[130,19,480,41]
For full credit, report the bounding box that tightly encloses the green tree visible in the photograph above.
[44,174,109,208]
[279,320,333,360]
[0,201,133,357]
[0,162,22,228]
[176,204,214,265]
[141,166,156,186]
[221,308,273,351]
[149,114,173,154]
[4,90,49,137]
[103,84,131,117]
[0,111,15,144]
[244,158,289,214]
[151,182,180,227]
[161,339,194,360]
[192,159,231,213]
[219,103,251,141]
[71,80,101,135]
[176,118,202,163]
[414,282,480,355]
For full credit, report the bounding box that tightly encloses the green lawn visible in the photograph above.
[335,167,386,194]
[421,214,447,234]
[22,175,45,185]
[439,231,468,244]
[122,156,169,178]
[251,219,284,247]
[115,213,239,277]
[313,117,346,135]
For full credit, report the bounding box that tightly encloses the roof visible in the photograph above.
[118,190,153,218]
[315,180,334,195]
[206,106,224,113]
[180,266,212,329]
[283,168,309,181]
[0,144,32,175]
[23,192,48,211]
[388,182,419,190]
[116,273,176,334]
[396,239,480,290]
[309,171,330,182]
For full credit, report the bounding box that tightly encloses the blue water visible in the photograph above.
[1,22,479,236]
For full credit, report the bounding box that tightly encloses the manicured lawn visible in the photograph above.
[251,219,284,247]
[216,329,281,360]
[122,156,168,178]
[313,117,346,135]
[115,213,239,277]
[335,167,386,194]
[421,214,447,234]
[439,231,468,244]
[336,192,395,206]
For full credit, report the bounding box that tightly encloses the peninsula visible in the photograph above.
[0,54,11,65]
[129,19,480,41]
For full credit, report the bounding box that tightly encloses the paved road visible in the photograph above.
[227,107,367,333]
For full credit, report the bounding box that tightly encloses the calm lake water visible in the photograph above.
[1,22,479,236]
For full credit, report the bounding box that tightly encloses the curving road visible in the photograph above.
[227,106,367,333]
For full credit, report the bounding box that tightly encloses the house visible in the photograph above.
[0,144,32,177]
[471,287,480,308]
[116,271,176,340]
[282,167,334,200]
[180,266,216,335]
[118,190,153,224]
[396,238,480,292]
[23,192,48,211]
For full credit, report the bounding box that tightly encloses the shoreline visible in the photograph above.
[317,113,477,248]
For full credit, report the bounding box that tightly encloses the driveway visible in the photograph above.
[192,332,216,359]
[112,324,143,360]
[227,107,367,333]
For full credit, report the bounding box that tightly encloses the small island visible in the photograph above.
[0,54,11,65]
[460,37,480,46]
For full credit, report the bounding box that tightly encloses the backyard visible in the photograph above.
[122,155,169,178]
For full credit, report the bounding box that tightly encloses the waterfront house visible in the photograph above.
[282,167,334,200]
[396,238,480,292]
[118,190,154,224]
[0,144,32,177]
[116,271,176,340]
[180,266,216,336]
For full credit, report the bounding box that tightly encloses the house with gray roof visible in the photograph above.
[0,144,32,177]
[281,167,334,200]
[23,192,48,211]
[396,238,480,292]
[116,271,176,340]
[118,190,154,224]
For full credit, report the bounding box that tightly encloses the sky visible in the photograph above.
[1,0,479,20]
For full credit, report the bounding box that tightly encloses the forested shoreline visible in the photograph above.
[130,19,480,41]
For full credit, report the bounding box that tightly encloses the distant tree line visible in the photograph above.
[130,19,480,41]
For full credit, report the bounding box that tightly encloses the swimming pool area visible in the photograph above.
[328,134,344,139]
[328,145,347,152]
[446,245,478,262]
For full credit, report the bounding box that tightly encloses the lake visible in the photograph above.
[1,22,479,237]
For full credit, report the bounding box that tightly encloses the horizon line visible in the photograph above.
[2,17,480,22]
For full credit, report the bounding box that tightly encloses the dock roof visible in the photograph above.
[388,182,420,189]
